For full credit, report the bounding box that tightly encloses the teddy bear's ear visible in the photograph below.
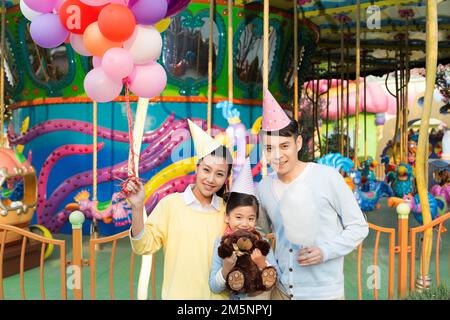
[250,229,261,240]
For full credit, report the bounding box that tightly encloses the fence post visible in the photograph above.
[396,203,410,299]
[69,211,85,300]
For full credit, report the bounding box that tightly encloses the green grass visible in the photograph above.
[405,285,450,300]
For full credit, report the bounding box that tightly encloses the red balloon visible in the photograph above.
[59,0,101,35]
[98,4,135,42]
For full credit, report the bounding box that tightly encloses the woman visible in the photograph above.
[128,120,233,299]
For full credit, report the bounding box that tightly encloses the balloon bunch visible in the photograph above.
[20,0,191,102]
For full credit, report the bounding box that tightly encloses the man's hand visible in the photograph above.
[251,248,267,270]
[297,247,324,266]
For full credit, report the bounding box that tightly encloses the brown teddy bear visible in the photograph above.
[217,229,277,295]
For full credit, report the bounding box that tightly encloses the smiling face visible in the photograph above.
[262,133,302,177]
[195,154,230,198]
[225,205,257,232]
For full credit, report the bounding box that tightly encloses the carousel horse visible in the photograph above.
[388,193,447,225]
[386,163,414,198]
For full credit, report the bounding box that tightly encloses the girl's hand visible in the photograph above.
[125,179,145,210]
[221,252,237,278]
[251,248,267,270]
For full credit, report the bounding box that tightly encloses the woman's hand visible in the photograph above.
[126,179,146,238]
[125,179,145,210]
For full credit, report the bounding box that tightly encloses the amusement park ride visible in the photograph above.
[0,0,449,298]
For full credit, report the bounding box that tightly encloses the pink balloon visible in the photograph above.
[128,62,167,98]
[92,56,102,68]
[84,67,123,102]
[24,0,58,13]
[80,0,111,5]
[102,48,134,81]
[70,33,92,56]
[54,0,67,11]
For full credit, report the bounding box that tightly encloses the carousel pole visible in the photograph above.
[227,0,233,109]
[404,14,411,166]
[363,51,367,160]
[91,101,101,251]
[293,0,299,122]
[399,46,405,163]
[207,0,215,135]
[345,40,350,158]
[415,0,438,289]
[325,50,331,154]
[354,0,361,167]
[315,64,322,157]
[393,52,400,165]
[339,18,345,155]
[0,0,5,148]
[262,0,269,177]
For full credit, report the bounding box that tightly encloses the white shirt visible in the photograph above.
[182,184,222,212]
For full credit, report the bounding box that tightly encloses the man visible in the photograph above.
[256,89,369,300]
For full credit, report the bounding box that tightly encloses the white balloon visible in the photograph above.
[70,33,92,57]
[124,25,162,65]
[279,181,320,246]
[20,0,42,21]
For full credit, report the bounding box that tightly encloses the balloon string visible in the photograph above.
[120,81,141,197]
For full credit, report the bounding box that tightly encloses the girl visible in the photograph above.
[127,120,233,299]
[209,159,278,300]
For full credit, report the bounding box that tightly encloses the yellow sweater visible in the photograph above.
[129,193,228,300]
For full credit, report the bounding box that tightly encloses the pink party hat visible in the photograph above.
[230,158,255,196]
[262,89,291,131]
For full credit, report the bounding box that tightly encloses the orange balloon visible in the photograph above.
[83,22,123,57]
[98,4,136,42]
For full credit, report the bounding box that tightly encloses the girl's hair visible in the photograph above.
[197,145,233,198]
[224,192,260,218]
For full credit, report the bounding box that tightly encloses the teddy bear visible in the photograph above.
[217,229,277,295]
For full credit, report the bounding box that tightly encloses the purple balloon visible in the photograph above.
[30,13,69,49]
[166,0,191,18]
[131,0,168,25]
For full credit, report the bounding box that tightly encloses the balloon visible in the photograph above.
[131,0,168,25]
[24,0,58,13]
[59,0,102,34]
[128,62,167,98]
[102,48,134,80]
[84,67,123,102]
[279,181,320,246]
[155,17,171,33]
[123,25,162,65]
[80,0,110,5]
[55,0,68,11]
[92,56,102,68]
[70,33,92,56]
[30,13,69,49]
[98,4,136,42]
[83,22,123,57]
[166,0,191,18]
[20,0,42,21]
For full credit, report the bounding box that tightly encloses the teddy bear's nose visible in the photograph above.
[236,237,253,251]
